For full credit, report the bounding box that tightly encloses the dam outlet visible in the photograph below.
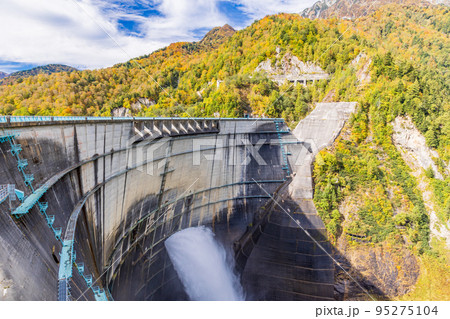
[165,226,244,301]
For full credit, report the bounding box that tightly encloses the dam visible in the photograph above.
[0,102,355,301]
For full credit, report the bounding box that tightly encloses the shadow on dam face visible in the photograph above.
[233,184,389,301]
[0,115,388,301]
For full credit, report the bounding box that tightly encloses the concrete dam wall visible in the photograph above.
[0,104,355,301]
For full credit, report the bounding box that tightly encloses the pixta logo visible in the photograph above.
[126,128,171,176]
[192,138,268,166]
[127,127,323,176]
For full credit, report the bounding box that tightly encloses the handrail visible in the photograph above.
[0,115,283,125]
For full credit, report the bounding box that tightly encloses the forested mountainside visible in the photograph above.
[0,1,449,299]
[199,24,236,48]
[0,64,78,86]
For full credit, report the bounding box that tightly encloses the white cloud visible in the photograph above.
[0,0,122,69]
[0,0,317,72]
[142,0,229,42]
[229,0,317,19]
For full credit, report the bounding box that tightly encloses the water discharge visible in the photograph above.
[164,226,245,301]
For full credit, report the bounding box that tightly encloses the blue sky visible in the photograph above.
[0,0,317,74]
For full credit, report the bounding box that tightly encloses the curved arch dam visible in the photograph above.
[0,103,356,301]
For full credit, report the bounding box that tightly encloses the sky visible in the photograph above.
[0,0,317,74]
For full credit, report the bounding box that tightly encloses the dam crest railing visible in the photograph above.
[0,115,282,124]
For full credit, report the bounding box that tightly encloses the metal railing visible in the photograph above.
[0,115,283,124]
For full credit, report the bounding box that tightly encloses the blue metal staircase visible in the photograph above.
[2,131,111,301]
[70,258,109,301]
[0,131,61,239]
[1,132,112,301]
[17,159,28,169]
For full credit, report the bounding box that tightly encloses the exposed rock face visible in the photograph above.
[131,97,153,110]
[112,98,149,117]
[392,116,443,180]
[255,52,329,85]
[392,116,450,249]
[301,0,448,20]
[351,52,371,85]
[335,188,420,299]
[334,241,420,299]
[112,107,131,117]
[301,0,339,19]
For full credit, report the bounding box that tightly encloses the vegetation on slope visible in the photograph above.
[398,253,450,300]
[312,3,449,251]
[308,2,449,300]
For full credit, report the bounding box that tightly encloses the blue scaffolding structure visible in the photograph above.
[0,132,61,239]
[75,261,108,301]
[57,241,109,301]
[1,131,109,301]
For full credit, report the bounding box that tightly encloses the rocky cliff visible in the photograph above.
[255,51,329,85]
[301,0,448,20]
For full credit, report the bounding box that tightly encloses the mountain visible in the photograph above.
[300,0,338,20]
[199,24,236,47]
[0,71,8,79]
[0,64,77,85]
[117,24,235,68]
[301,0,449,20]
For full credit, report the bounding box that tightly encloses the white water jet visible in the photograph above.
[164,226,245,301]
